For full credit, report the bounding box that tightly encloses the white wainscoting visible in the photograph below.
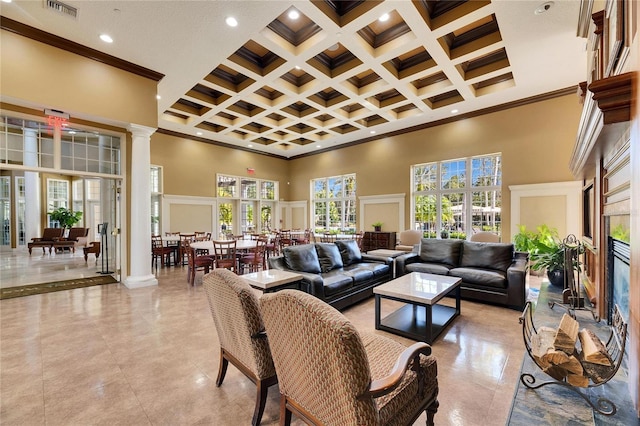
[162,195,218,237]
[359,194,406,233]
[509,181,582,241]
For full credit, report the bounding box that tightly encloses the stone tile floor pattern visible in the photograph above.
[1,264,540,425]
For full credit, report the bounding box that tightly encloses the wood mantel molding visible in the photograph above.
[592,10,605,35]
[588,72,634,125]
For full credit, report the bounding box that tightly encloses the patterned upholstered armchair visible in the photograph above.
[203,269,277,426]
[260,290,439,426]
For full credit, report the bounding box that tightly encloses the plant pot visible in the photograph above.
[374,226,381,232]
[547,269,565,287]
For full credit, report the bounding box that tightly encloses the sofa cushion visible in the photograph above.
[335,240,362,266]
[460,242,513,272]
[315,243,344,273]
[342,264,374,282]
[283,244,321,274]
[349,262,390,277]
[449,267,508,289]
[419,239,463,267]
[321,271,354,296]
[406,262,452,276]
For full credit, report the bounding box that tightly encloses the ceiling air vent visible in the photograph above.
[45,0,78,19]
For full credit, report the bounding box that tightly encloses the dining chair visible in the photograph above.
[239,236,267,274]
[179,233,196,265]
[354,230,365,250]
[203,269,277,426]
[151,235,174,268]
[213,239,238,273]
[194,231,207,241]
[164,231,180,258]
[278,230,293,252]
[294,229,312,245]
[319,233,336,243]
[186,242,214,285]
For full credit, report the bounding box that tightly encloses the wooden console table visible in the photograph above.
[362,231,396,252]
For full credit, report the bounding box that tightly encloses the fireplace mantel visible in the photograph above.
[570,72,633,178]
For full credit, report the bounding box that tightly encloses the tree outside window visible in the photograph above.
[412,154,501,239]
[312,174,356,233]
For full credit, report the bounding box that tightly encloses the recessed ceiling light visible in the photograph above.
[196,131,203,136]
[69,130,76,134]
[451,109,459,114]
[248,144,253,148]
[225,16,238,27]
[379,13,390,22]
[288,10,300,20]
[534,1,554,15]
[155,95,161,100]
[2,0,13,3]
[294,65,301,70]
[370,130,376,134]
[316,145,321,148]
[327,43,339,51]
[99,34,113,43]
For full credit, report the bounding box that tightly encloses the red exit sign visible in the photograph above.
[47,115,68,128]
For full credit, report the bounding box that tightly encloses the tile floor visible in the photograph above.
[0,263,541,425]
[1,247,102,288]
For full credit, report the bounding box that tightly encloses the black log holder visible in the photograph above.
[548,234,598,321]
[97,222,114,275]
[519,301,627,416]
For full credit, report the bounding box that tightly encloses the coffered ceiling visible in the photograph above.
[1,1,587,159]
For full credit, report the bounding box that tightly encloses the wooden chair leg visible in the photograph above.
[279,396,292,426]
[216,350,229,387]
[426,400,439,426]
[252,379,269,426]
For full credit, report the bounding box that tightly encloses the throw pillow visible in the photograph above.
[315,243,344,273]
[283,244,321,273]
[335,239,362,266]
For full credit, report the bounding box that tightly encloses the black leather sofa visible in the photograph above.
[267,240,392,310]
[396,239,529,310]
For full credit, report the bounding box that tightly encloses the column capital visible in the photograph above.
[128,123,157,139]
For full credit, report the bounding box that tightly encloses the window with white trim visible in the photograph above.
[150,165,162,236]
[0,177,9,246]
[47,179,69,227]
[312,174,356,233]
[411,154,501,239]
[216,174,279,234]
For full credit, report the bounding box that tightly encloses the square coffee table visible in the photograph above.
[374,272,462,343]
[242,269,304,293]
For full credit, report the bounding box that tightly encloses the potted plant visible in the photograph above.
[524,226,583,287]
[48,207,83,231]
[372,222,383,232]
[513,224,559,277]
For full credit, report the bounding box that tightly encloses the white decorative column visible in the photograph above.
[124,124,158,288]
[24,129,40,243]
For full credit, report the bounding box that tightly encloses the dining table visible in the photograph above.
[190,239,258,253]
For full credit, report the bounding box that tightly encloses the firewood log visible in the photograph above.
[577,351,615,384]
[543,365,567,381]
[558,354,584,376]
[541,349,570,366]
[578,329,612,366]
[531,326,556,368]
[567,373,589,387]
[553,314,579,354]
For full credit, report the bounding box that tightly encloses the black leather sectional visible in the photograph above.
[396,239,529,310]
[267,240,392,310]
